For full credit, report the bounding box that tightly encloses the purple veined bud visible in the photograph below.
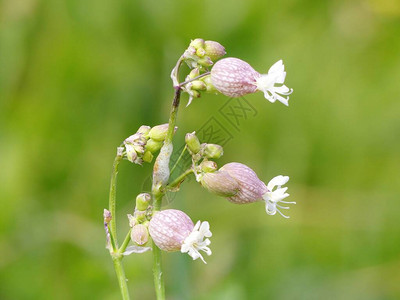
[204,40,226,61]
[131,224,149,246]
[220,162,268,204]
[149,209,212,263]
[211,57,293,106]
[221,163,296,218]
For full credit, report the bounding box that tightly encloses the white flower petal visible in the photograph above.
[256,60,293,106]
[263,175,294,218]
[181,220,213,264]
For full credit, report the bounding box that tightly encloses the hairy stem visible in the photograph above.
[109,152,123,248]
[113,257,130,300]
[108,149,131,299]
[152,241,165,300]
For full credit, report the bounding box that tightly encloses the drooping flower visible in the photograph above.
[148,209,212,263]
[200,162,295,218]
[211,57,293,106]
[263,175,296,218]
[220,162,268,204]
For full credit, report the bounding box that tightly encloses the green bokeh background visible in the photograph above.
[1,0,400,299]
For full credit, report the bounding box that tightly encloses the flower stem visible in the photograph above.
[169,145,187,175]
[152,241,165,300]
[108,149,131,299]
[119,228,132,254]
[166,169,194,190]
[179,71,210,87]
[113,257,130,300]
[109,151,123,248]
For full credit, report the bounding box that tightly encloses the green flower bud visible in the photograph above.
[185,132,201,154]
[191,80,207,91]
[197,56,213,68]
[201,170,239,197]
[137,125,151,137]
[200,160,218,173]
[146,139,163,153]
[131,224,149,246]
[202,75,218,93]
[204,41,226,61]
[142,150,153,163]
[188,68,200,79]
[136,193,151,211]
[204,144,224,159]
[135,210,147,223]
[190,38,205,49]
[149,124,178,142]
[196,47,206,57]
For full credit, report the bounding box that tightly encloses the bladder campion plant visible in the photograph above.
[103,38,295,300]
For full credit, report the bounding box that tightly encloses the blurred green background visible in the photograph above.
[1,0,400,299]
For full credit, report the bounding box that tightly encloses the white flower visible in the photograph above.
[263,175,296,218]
[255,60,293,106]
[181,221,212,264]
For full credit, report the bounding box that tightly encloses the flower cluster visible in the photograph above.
[105,38,296,278]
[123,124,177,165]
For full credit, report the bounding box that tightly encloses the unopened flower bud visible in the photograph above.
[185,132,201,154]
[201,75,218,93]
[142,150,153,163]
[145,139,163,153]
[149,209,212,263]
[188,68,200,79]
[201,170,239,197]
[191,80,207,91]
[125,144,138,163]
[137,125,151,137]
[136,193,151,211]
[211,57,293,106]
[149,124,177,142]
[190,38,205,49]
[200,160,218,173]
[103,209,112,223]
[196,47,206,57]
[204,41,226,61]
[131,224,149,246]
[197,56,213,67]
[203,144,223,159]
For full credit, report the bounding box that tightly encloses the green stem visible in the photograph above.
[151,56,188,300]
[152,241,165,300]
[109,152,123,249]
[108,149,131,299]
[169,145,187,175]
[119,229,132,254]
[113,257,130,300]
[166,169,193,190]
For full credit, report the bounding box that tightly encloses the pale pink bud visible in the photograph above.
[204,41,226,61]
[211,57,259,98]
[149,209,194,252]
[220,162,268,204]
[131,224,149,246]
